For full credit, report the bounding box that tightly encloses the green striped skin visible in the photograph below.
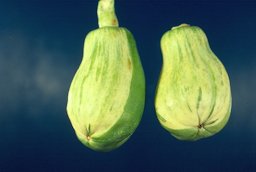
[67,27,145,152]
[155,24,232,141]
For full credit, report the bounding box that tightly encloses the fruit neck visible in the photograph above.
[171,23,190,30]
[97,0,119,28]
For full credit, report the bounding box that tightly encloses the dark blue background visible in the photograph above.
[1,0,255,171]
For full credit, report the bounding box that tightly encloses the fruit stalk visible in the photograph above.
[97,0,119,28]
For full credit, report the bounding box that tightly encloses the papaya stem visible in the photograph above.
[97,0,119,28]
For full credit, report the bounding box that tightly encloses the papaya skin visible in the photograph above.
[155,24,232,141]
[66,0,145,152]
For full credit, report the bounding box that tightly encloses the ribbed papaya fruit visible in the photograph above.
[66,0,145,152]
[155,24,232,141]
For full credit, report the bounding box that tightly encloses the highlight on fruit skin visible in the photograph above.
[66,0,145,152]
[155,24,232,141]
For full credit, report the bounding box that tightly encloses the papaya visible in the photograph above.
[155,24,232,141]
[66,0,145,152]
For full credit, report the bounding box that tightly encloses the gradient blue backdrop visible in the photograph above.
[0,0,255,171]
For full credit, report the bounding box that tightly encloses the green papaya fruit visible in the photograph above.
[66,0,145,152]
[155,24,232,141]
